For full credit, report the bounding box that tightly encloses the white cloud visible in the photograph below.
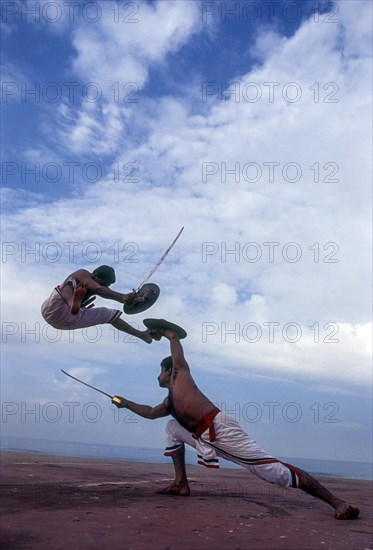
[55,101,126,155]
[71,0,201,91]
[52,1,201,153]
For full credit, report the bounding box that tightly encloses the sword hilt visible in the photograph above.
[111,396,125,408]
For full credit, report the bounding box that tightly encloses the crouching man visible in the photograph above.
[114,321,359,520]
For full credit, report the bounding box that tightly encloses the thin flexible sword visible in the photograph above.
[61,369,121,405]
[134,226,184,293]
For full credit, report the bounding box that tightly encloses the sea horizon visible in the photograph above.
[1,435,372,481]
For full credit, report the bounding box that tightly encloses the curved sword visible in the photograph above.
[61,369,122,406]
[61,369,112,397]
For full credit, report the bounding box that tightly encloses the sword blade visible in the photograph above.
[135,226,184,293]
[61,369,113,399]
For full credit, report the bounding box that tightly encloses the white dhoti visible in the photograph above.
[41,289,121,330]
[164,418,220,468]
[164,414,300,488]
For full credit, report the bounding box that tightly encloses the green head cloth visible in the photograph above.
[92,265,116,286]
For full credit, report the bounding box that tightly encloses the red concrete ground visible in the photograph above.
[1,452,372,550]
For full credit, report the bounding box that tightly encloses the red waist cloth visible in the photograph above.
[192,407,220,442]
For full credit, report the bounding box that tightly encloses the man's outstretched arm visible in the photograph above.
[74,269,136,304]
[163,330,190,372]
[114,396,170,420]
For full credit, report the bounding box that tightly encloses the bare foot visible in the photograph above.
[71,283,87,314]
[334,503,359,520]
[140,330,153,344]
[156,483,190,496]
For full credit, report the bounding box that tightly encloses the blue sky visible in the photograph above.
[1,0,372,465]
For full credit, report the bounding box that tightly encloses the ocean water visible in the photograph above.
[1,436,372,481]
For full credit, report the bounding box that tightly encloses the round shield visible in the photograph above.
[143,318,187,339]
[123,283,160,315]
